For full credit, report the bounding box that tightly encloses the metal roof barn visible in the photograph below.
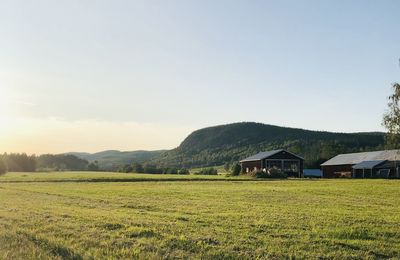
[321,150,400,178]
[321,150,400,166]
[352,160,386,170]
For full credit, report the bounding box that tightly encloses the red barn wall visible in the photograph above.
[241,161,262,173]
[321,165,353,178]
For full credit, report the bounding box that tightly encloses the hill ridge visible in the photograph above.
[150,122,384,168]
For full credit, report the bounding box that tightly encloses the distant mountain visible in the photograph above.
[66,150,166,170]
[150,122,385,168]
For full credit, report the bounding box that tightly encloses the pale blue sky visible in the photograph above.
[0,1,399,153]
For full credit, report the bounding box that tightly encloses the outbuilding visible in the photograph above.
[240,149,304,177]
[320,150,400,178]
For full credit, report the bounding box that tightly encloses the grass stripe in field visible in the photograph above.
[0,171,300,183]
[0,171,234,182]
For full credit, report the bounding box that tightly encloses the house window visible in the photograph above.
[283,160,299,172]
[266,160,282,169]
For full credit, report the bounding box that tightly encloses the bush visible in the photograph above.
[247,168,287,179]
[247,170,267,178]
[230,163,241,176]
[224,163,231,172]
[132,163,144,173]
[118,164,133,173]
[195,168,218,175]
[87,161,99,171]
[163,168,178,174]
[178,168,190,175]
[143,165,163,174]
[0,158,7,176]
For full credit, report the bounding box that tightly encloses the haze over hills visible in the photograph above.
[150,122,385,168]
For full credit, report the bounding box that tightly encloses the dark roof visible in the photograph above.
[321,150,400,166]
[352,160,386,169]
[240,149,303,162]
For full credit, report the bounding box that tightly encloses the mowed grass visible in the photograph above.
[0,174,399,259]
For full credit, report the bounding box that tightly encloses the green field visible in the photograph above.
[0,172,399,259]
[0,171,233,182]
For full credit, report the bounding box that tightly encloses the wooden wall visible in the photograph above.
[266,151,304,177]
[240,160,262,173]
[321,165,353,178]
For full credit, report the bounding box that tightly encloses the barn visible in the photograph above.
[240,149,304,177]
[320,150,400,178]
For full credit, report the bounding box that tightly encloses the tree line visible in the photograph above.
[0,153,99,175]
[117,162,190,175]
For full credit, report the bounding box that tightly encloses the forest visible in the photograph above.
[0,153,96,174]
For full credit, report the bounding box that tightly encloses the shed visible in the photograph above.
[321,150,400,178]
[240,149,304,177]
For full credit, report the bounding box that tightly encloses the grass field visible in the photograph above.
[0,171,234,182]
[0,172,399,259]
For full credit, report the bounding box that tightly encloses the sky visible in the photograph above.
[0,0,399,154]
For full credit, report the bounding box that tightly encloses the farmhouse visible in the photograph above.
[320,150,400,178]
[240,149,304,177]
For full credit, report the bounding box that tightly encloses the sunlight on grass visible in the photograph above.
[0,178,399,258]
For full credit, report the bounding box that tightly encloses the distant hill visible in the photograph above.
[66,150,166,170]
[150,122,385,168]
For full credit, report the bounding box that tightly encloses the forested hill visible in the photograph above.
[150,122,385,168]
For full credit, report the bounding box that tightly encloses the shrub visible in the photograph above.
[132,163,144,173]
[247,170,267,178]
[143,165,163,174]
[0,158,7,176]
[118,164,133,173]
[87,161,99,171]
[267,167,288,178]
[195,168,218,175]
[178,168,190,175]
[224,163,231,172]
[230,163,241,176]
[247,168,287,179]
[163,168,178,174]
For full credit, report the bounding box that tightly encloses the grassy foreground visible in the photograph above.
[0,173,399,259]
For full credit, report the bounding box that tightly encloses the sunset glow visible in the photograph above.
[0,1,398,155]
[0,88,13,131]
